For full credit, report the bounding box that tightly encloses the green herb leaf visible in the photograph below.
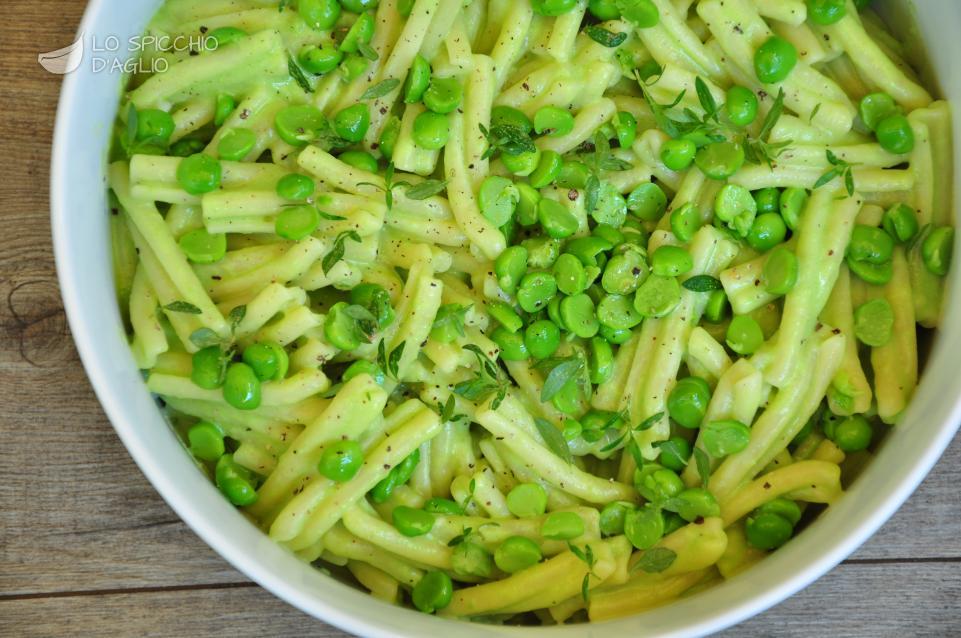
[387,341,405,378]
[358,42,379,61]
[480,123,536,159]
[585,175,601,213]
[585,26,627,48]
[189,327,222,349]
[758,88,786,141]
[540,357,585,402]
[695,76,718,121]
[809,102,822,124]
[633,547,677,574]
[693,447,711,486]
[405,179,448,200]
[317,209,347,221]
[627,437,645,468]
[164,301,202,314]
[360,78,401,100]
[599,156,633,171]
[534,417,573,464]
[447,526,473,547]
[432,303,471,339]
[682,275,723,292]
[288,55,314,93]
[599,431,627,453]
[228,304,247,328]
[124,103,139,151]
[634,411,664,431]
[581,573,591,604]
[322,230,362,274]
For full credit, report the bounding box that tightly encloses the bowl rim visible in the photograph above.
[50,1,961,636]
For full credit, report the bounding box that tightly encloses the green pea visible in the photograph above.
[778,187,808,231]
[495,536,543,573]
[618,0,660,27]
[491,326,527,360]
[831,414,874,452]
[207,27,247,50]
[726,315,764,354]
[341,0,378,11]
[633,274,681,318]
[517,271,558,313]
[423,77,463,114]
[339,11,374,53]
[592,182,628,227]
[671,487,721,522]
[528,150,562,189]
[191,346,226,389]
[179,228,227,265]
[858,92,899,132]
[615,111,638,148]
[333,104,370,143]
[757,498,802,526]
[215,454,258,506]
[324,302,365,350]
[493,248,527,295]
[561,418,583,441]
[696,141,745,180]
[409,110,448,150]
[807,0,846,24]
[875,114,914,154]
[299,0,341,29]
[537,198,579,239]
[754,36,797,84]
[137,108,175,142]
[342,359,385,385]
[369,449,419,503]
[597,294,643,330]
[599,501,632,536]
[340,54,369,81]
[701,419,751,457]
[715,183,757,237]
[541,511,585,540]
[657,436,691,472]
[551,254,586,296]
[404,54,431,104]
[703,289,729,323]
[624,505,665,550]
[922,226,954,276]
[847,256,893,285]
[378,115,401,159]
[509,183,539,227]
[276,174,315,201]
[275,204,320,241]
[669,202,701,243]
[176,154,222,195]
[451,541,493,578]
[881,203,919,243]
[169,138,205,158]
[392,506,435,536]
[476,177,518,228]
[588,0,621,19]
[188,421,225,461]
[555,160,590,190]
[223,362,262,410]
[506,483,548,518]
[747,213,788,251]
[217,127,256,161]
[243,342,288,382]
[725,85,758,126]
[566,236,613,267]
[762,246,799,295]
[588,336,614,384]
[853,298,894,347]
[627,182,668,221]
[491,105,533,133]
[531,0,578,16]
[412,570,453,614]
[660,138,696,171]
[848,224,895,264]
[299,44,343,74]
[317,439,364,482]
[560,293,600,338]
[651,245,693,277]
[753,188,781,216]
[594,224,625,247]
[522,236,562,268]
[668,376,711,429]
[502,148,541,176]
[350,283,395,329]
[524,320,561,359]
[602,249,648,295]
[424,498,464,516]
[745,512,794,550]
[338,150,378,173]
[533,106,574,137]
[275,104,326,147]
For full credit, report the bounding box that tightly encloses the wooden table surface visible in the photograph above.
[3,1,961,635]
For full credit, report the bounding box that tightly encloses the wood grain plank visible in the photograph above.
[2,562,960,637]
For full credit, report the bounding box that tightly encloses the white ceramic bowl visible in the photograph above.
[52,2,961,635]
